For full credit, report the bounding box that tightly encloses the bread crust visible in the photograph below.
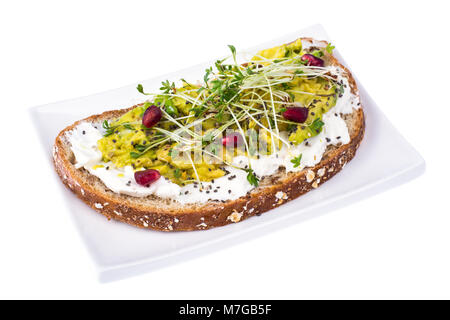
[52,38,365,231]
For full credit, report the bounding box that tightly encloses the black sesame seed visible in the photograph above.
[82,130,86,135]
[337,136,341,140]
[326,137,331,142]
[228,190,232,194]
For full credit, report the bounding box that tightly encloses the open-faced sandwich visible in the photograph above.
[53,37,365,231]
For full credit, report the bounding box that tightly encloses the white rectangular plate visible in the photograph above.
[29,24,425,282]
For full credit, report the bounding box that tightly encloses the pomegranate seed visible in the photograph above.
[134,169,161,187]
[222,132,244,148]
[142,105,162,128]
[301,54,324,67]
[282,107,309,123]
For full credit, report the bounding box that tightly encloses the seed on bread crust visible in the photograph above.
[227,211,243,223]
[317,168,326,177]
[312,179,320,189]
[306,170,315,183]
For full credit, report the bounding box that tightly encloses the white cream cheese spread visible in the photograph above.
[66,69,359,204]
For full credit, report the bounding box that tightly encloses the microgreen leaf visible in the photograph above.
[326,43,335,54]
[204,67,213,87]
[309,118,325,133]
[228,45,236,57]
[160,80,175,94]
[102,121,136,137]
[190,105,206,117]
[290,154,302,168]
[180,78,191,86]
[134,144,148,152]
[215,108,224,123]
[245,169,259,187]
[312,50,324,58]
[130,152,141,159]
[102,120,114,137]
[102,120,111,130]
[197,86,206,94]
[281,82,292,90]
[165,104,179,117]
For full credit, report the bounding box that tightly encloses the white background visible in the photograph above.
[0,0,449,299]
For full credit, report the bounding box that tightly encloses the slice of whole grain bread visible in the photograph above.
[53,38,365,231]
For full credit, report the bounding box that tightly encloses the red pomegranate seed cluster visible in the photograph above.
[222,133,244,148]
[300,54,324,67]
[134,169,161,187]
[142,105,162,128]
[282,107,309,123]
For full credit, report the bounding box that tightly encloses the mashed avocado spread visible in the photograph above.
[97,40,340,186]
